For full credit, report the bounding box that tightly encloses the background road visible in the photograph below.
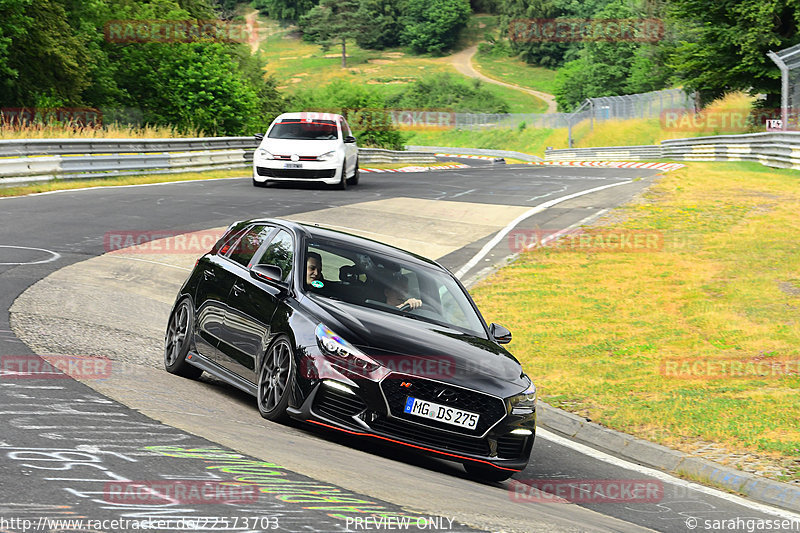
[2,163,797,532]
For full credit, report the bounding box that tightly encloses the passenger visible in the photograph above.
[384,274,422,310]
[306,252,323,285]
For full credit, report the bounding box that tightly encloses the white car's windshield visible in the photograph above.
[268,119,339,140]
[302,239,487,337]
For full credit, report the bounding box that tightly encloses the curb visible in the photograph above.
[537,402,800,513]
[361,163,470,173]
[530,160,685,171]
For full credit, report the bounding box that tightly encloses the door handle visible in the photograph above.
[233,282,246,295]
[203,270,216,281]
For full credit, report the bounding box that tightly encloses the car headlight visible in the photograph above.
[509,379,536,414]
[257,148,274,160]
[315,324,379,372]
[317,151,336,161]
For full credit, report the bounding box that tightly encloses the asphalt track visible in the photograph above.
[2,161,798,533]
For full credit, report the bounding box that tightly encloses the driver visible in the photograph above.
[384,274,422,310]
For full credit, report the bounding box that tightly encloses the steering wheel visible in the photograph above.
[398,302,439,315]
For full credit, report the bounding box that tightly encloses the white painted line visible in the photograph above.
[0,176,247,200]
[453,180,632,278]
[0,245,61,266]
[538,429,800,520]
[106,255,192,271]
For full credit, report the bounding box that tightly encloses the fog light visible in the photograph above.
[323,379,356,395]
[509,429,533,436]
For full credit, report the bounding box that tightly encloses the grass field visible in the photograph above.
[470,161,800,478]
[257,16,548,114]
[407,93,760,156]
[472,53,558,95]
[0,123,203,140]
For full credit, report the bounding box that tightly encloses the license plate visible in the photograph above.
[403,396,479,430]
[284,162,302,169]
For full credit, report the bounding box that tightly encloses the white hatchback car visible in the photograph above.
[252,112,359,189]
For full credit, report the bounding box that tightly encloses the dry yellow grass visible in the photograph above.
[471,161,800,476]
[0,123,204,140]
[0,169,246,197]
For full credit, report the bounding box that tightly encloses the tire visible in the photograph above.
[257,337,296,422]
[336,161,348,190]
[346,158,359,186]
[164,299,203,379]
[463,463,516,482]
[252,177,269,188]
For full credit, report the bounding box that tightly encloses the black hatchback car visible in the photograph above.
[165,218,536,481]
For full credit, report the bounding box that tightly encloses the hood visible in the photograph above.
[307,295,525,388]
[260,138,341,157]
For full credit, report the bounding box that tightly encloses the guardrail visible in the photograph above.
[545,131,800,170]
[0,138,441,186]
[406,145,543,162]
[357,148,437,165]
[0,137,257,157]
[544,145,663,161]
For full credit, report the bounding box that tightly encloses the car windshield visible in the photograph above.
[268,119,339,140]
[302,239,487,337]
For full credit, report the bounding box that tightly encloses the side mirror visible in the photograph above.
[490,323,512,344]
[344,135,357,144]
[254,133,264,142]
[250,264,283,284]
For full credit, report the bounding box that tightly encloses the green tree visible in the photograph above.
[389,73,510,112]
[253,0,318,22]
[289,80,407,148]
[667,0,800,106]
[401,0,471,54]
[0,0,32,96]
[355,0,407,50]
[299,0,361,67]
[553,0,672,110]
[499,0,609,67]
[1,0,91,106]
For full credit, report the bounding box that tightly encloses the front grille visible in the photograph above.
[256,167,336,179]
[273,155,318,161]
[381,376,507,436]
[313,386,366,425]
[369,416,490,456]
[496,434,527,459]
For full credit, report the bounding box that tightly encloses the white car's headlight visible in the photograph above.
[315,324,379,372]
[317,151,336,161]
[509,379,536,414]
[257,148,274,160]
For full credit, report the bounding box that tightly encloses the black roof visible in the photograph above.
[250,218,442,270]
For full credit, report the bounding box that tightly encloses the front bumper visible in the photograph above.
[252,158,343,185]
[287,362,536,472]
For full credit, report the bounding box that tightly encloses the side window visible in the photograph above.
[254,230,293,281]
[226,225,273,267]
[341,119,352,137]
